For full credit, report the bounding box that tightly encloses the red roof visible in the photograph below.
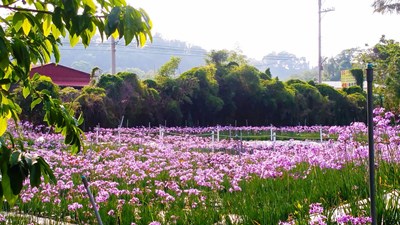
[30,63,90,88]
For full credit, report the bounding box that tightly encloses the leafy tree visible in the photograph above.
[350,68,364,89]
[360,36,400,111]
[97,72,147,127]
[261,78,296,125]
[290,68,318,82]
[59,87,81,113]
[76,86,111,129]
[316,84,361,125]
[323,48,359,81]
[0,0,152,204]
[219,65,262,125]
[180,66,223,126]
[287,80,328,125]
[259,52,309,80]
[347,92,367,122]
[373,0,400,14]
[206,50,230,66]
[158,56,182,78]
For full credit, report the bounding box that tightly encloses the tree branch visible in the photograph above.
[0,4,53,14]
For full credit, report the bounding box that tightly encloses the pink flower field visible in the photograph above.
[2,109,399,224]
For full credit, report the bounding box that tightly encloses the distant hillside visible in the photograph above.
[58,33,207,79]
[58,34,312,80]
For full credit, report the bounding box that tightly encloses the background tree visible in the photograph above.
[258,52,309,80]
[158,56,182,78]
[322,48,359,81]
[180,65,223,126]
[360,36,400,111]
[373,0,400,14]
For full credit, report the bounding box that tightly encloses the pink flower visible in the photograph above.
[67,202,83,211]
[0,213,6,222]
[107,210,115,216]
[148,222,161,225]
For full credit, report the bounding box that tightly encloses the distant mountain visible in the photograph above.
[249,51,311,80]
[58,34,312,80]
[58,33,207,79]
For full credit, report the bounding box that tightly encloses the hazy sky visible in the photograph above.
[130,0,400,67]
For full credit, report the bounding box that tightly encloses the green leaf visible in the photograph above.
[1,154,18,205]
[0,79,10,85]
[22,86,30,99]
[52,7,64,31]
[123,6,135,45]
[77,113,84,125]
[69,34,80,47]
[65,132,73,145]
[83,0,96,11]
[0,35,10,69]
[42,14,52,37]
[29,162,41,188]
[31,98,42,110]
[105,7,121,36]
[113,0,126,6]
[51,40,61,63]
[51,24,62,38]
[22,18,32,35]
[9,151,21,167]
[0,116,8,136]
[37,75,53,82]
[7,165,24,195]
[37,157,56,184]
[11,39,31,72]
[12,12,24,33]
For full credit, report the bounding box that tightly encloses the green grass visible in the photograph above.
[214,130,338,141]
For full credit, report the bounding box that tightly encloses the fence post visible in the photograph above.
[217,125,220,142]
[320,127,323,143]
[270,127,273,141]
[211,131,215,152]
[96,123,100,144]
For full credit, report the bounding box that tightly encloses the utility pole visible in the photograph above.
[318,0,334,83]
[111,37,116,74]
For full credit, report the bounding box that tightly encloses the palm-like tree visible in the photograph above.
[373,0,400,14]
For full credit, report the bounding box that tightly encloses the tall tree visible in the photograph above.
[158,56,182,78]
[373,0,400,14]
[0,0,152,204]
[361,36,400,111]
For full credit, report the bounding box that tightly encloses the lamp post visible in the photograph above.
[366,63,377,225]
[318,0,334,83]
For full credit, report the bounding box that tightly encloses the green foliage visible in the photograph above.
[206,49,247,67]
[77,86,111,128]
[0,133,56,207]
[78,59,365,127]
[288,81,328,125]
[360,36,400,111]
[323,48,359,81]
[350,68,364,89]
[344,85,364,95]
[13,75,60,125]
[0,0,153,198]
[158,56,182,78]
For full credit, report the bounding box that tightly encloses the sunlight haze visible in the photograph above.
[131,0,400,67]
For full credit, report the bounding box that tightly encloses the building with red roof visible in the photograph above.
[30,63,90,88]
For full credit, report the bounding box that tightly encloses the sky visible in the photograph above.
[130,0,400,67]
